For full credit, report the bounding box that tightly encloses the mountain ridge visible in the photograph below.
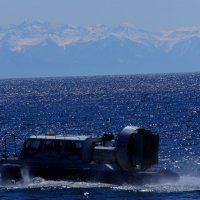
[0,21,200,78]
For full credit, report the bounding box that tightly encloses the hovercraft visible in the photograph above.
[0,126,179,184]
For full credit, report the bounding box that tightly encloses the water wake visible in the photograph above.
[113,176,200,193]
[0,176,200,193]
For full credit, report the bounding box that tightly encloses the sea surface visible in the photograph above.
[0,73,200,199]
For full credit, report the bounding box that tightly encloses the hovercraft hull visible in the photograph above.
[0,160,179,184]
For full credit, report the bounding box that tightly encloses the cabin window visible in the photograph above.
[64,141,82,153]
[44,140,63,152]
[25,139,43,152]
[44,140,54,152]
[54,140,63,152]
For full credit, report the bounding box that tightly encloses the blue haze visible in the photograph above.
[1,0,200,31]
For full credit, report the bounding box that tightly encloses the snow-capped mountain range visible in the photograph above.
[0,21,200,78]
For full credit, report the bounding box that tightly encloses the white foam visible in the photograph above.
[0,178,113,190]
[1,176,200,193]
[113,176,200,193]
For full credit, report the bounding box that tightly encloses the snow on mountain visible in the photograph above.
[1,21,200,77]
[158,26,200,51]
[0,22,157,51]
[2,21,200,52]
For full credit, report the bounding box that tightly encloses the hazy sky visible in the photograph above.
[1,0,200,31]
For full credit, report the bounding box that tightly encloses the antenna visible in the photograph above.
[13,132,17,158]
[2,135,8,160]
[103,117,111,134]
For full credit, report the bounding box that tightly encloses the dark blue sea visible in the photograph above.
[0,73,200,199]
